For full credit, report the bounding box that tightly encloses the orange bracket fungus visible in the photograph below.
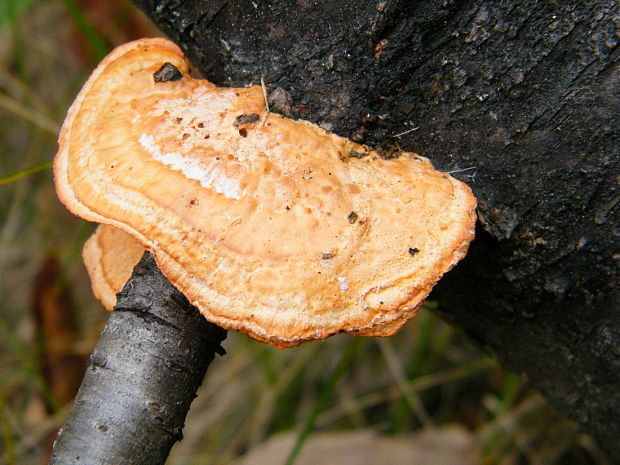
[82,224,145,311]
[56,38,477,348]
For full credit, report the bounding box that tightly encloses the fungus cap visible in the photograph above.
[83,224,145,311]
[56,38,477,348]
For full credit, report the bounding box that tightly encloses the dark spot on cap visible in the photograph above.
[153,62,182,82]
[408,247,419,256]
[321,252,334,260]
[238,128,248,137]
[348,211,358,224]
[234,113,260,127]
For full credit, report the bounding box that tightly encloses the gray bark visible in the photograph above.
[132,0,620,460]
[49,253,226,465]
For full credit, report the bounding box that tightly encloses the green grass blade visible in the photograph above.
[283,339,361,465]
[0,0,37,31]
[0,316,61,413]
[59,0,109,61]
[481,371,522,458]
[0,161,52,186]
[0,391,17,465]
[0,93,60,136]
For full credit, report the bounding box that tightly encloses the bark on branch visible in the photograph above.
[49,253,226,465]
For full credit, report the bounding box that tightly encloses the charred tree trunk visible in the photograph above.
[132,0,619,460]
[49,253,226,465]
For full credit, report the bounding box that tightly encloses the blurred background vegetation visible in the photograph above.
[0,1,612,464]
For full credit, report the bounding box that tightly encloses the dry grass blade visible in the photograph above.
[377,338,434,428]
[316,358,496,428]
[0,69,53,118]
[283,339,361,465]
[246,344,321,449]
[0,405,70,465]
[0,93,59,135]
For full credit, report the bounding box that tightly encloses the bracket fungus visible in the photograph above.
[82,224,145,311]
[56,38,477,348]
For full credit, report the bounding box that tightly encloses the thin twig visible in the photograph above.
[392,124,419,138]
[260,77,270,126]
[444,166,477,182]
[444,166,477,175]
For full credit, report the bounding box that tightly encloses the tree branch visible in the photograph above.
[49,253,226,465]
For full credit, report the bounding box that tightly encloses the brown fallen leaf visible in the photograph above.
[32,254,87,410]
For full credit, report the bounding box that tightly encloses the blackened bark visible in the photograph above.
[133,0,619,459]
[49,253,226,465]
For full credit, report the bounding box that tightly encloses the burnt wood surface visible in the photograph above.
[49,253,226,465]
[132,0,619,459]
